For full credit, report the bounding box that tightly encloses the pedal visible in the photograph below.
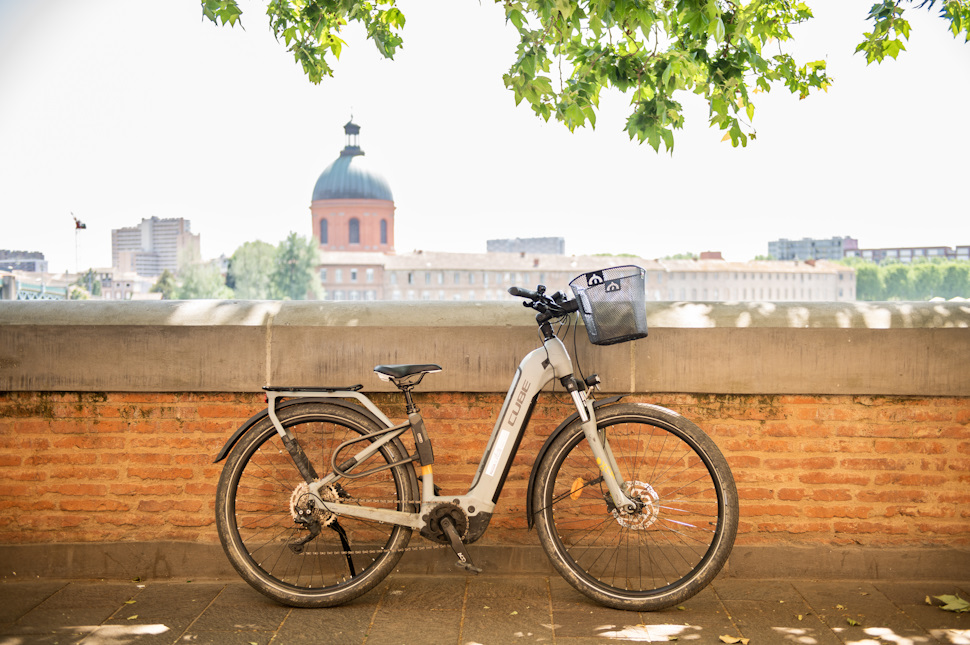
[439,517,482,574]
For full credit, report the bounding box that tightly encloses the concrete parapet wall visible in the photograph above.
[0,300,968,580]
[1,300,968,394]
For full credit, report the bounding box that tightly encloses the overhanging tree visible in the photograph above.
[202,0,969,151]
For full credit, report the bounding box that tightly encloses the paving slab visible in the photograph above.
[0,575,967,644]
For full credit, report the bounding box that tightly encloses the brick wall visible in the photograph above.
[2,390,967,548]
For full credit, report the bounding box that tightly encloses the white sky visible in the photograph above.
[1,0,967,274]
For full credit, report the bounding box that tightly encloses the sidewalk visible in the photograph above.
[1,573,967,644]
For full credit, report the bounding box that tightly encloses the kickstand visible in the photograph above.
[439,517,482,574]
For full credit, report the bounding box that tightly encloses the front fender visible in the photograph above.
[525,396,624,529]
[212,397,391,463]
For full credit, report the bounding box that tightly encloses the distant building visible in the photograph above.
[768,237,858,261]
[487,237,565,255]
[111,216,200,277]
[845,245,970,263]
[310,120,855,303]
[0,250,48,273]
[317,251,856,302]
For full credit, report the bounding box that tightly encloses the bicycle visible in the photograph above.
[213,265,739,611]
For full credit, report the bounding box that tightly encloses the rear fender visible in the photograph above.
[525,396,624,529]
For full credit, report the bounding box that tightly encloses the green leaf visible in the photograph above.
[935,595,970,613]
[713,17,726,44]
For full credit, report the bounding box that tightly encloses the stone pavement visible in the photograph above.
[0,574,967,644]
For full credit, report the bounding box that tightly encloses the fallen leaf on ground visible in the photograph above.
[934,595,970,613]
[127,615,138,621]
[719,636,749,644]
[846,618,860,626]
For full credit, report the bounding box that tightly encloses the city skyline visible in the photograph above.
[1,1,968,274]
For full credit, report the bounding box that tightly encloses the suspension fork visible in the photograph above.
[565,378,638,513]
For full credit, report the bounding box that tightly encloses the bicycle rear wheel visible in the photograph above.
[533,402,738,611]
[216,401,417,607]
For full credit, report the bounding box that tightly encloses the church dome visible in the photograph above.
[311,121,393,202]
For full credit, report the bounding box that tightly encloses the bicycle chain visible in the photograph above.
[298,498,450,557]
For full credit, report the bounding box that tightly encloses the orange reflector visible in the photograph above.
[570,477,585,500]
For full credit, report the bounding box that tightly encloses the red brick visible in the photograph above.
[874,473,947,486]
[777,488,807,501]
[737,488,774,500]
[834,521,908,534]
[764,457,836,470]
[60,500,129,512]
[839,457,911,471]
[127,467,194,480]
[806,506,871,519]
[856,490,926,503]
[799,472,870,486]
[811,489,852,502]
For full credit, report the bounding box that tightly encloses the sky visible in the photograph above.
[0,0,968,274]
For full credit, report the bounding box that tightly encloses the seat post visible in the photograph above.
[399,385,419,415]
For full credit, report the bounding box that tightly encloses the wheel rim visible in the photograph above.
[544,416,727,600]
[224,412,409,595]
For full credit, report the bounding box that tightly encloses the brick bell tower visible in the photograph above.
[310,120,395,253]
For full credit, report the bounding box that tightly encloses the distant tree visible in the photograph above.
[882,263,913,300]
[272,232,320,300]
[73,268,101,297]
[939,263,970,299]
[177,262,234,299]
[228,241,277,299]
[911,261,945,299]
[150,269,178,300]
[204,0,969,151]
[852,262,885,301]
[664,252,699,260]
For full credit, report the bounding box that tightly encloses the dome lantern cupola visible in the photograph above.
[341,119,363,157]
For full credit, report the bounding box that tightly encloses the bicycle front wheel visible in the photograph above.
[533,402,738,611]
[216,401,417,608]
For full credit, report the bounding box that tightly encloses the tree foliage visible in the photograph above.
[150,269,178,300]
[203,0,969,151]
[841,258,970,300]
[176,261,235,299]
[227,240,277,299]
[271,232,322,300]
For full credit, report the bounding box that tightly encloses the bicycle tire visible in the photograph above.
[533,402,738,611]
[215,401,417,607]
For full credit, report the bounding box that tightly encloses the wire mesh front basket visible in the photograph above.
[569,266,648,346]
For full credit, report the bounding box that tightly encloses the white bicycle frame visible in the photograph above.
[265,334,639,530]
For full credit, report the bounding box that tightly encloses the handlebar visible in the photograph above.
[507,284,579,324]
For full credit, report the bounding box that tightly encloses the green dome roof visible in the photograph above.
[311,121,393,202]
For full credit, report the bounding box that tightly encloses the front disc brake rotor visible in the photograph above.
[611,481,660,530]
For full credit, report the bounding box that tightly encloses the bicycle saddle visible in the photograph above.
[374,364,442,379]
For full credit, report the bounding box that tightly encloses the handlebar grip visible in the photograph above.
[508,286,539,300]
